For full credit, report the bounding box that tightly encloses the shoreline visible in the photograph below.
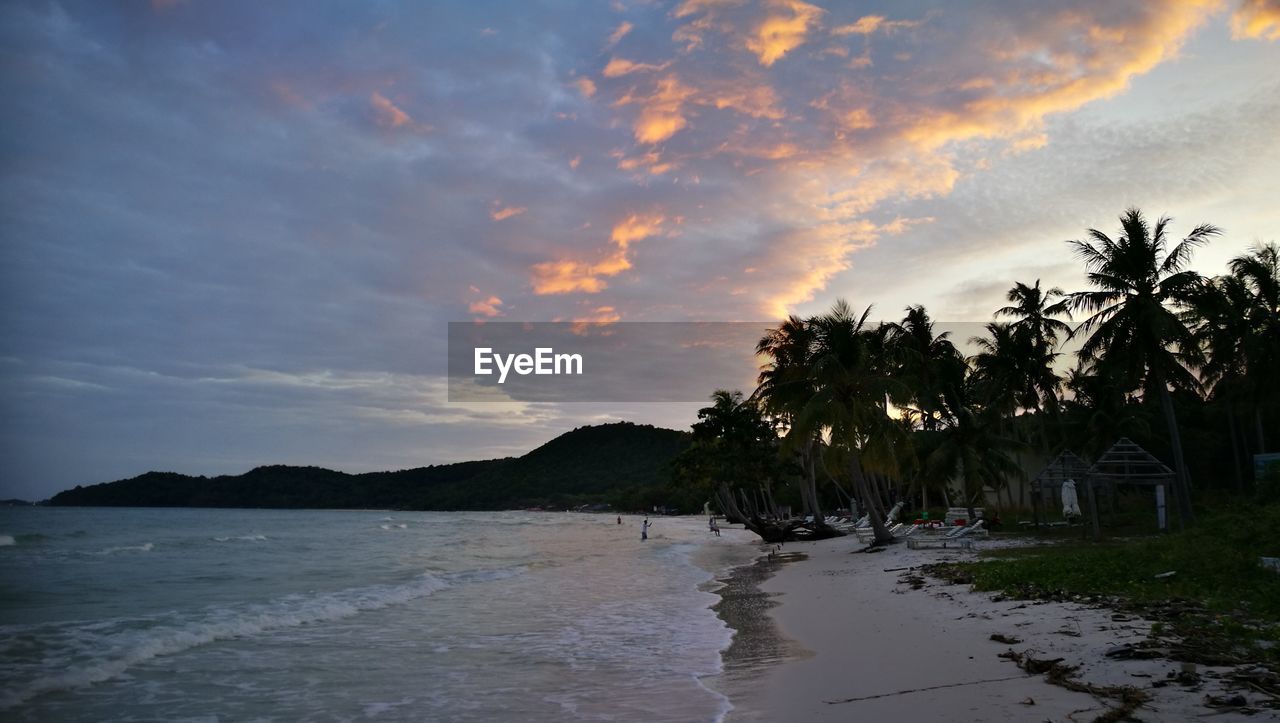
[705,548,810,720]
[717,533,1263,722]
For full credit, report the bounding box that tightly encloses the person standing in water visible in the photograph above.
[641,517,651,541]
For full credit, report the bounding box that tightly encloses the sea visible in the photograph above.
[0,507,770,721]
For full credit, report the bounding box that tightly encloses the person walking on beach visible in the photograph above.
[641,517,651,541]
[617,515,622,525]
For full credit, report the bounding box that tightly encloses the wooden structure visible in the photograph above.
[1030,450,1091,528]
[1083,438,1177,539]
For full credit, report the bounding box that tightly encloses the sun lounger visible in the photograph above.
[906,520,985,550]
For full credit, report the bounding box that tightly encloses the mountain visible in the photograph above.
[47,422,692,511]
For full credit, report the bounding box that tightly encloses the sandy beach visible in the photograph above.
[722,534,1264,722]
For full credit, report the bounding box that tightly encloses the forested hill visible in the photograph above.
[48,422,691,511]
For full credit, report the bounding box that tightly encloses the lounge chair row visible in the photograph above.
[905,520,986,550]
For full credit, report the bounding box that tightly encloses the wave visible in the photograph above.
[94,543,153,555]
[0,572,453,710]
[212,535,268,543]
[0,535,13,547]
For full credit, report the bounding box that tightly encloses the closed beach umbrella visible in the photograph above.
[1061,478,1081,519]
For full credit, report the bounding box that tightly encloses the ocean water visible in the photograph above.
[0,507,765,721]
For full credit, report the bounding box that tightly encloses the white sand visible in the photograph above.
[727,534,1261,722]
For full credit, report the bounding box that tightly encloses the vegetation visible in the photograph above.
[678,208,1278,542]
[933,506,1280,668]
[49,422,693,512]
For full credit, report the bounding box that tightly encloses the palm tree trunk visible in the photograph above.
[1257,406,1268,454]
[1156,381,1194,525]
[1227,401,1244,493]
[805,440,827,527]
[851,452,893,544]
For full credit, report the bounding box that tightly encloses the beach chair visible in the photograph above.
[895,523,921,538]
[906,520,985,550]
[853,517,906,543]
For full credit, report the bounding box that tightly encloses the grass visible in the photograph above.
[932,504,1280,670]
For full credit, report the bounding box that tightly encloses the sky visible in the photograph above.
[2,0,1278,500]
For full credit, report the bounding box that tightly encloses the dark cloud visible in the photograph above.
[1,0,1276,499]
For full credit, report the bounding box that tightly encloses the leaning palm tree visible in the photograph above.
[1063,208,1219,525]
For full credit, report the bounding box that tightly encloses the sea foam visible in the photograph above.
[0,572,451,710]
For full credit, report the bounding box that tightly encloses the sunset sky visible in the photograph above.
[2,0,1279,499]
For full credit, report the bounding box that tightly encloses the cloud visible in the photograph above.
[530,214,664,295]
[616,74,697,144]
[573,77,597,97]
[370,91,411,128]
[607,21,633,47]
[3,0,1273,497]
[490,204,527,221]
[745,0,824,66]
[1232,0,1280,39]
[830,15,919,36]
[468,295,504,317]
[602,57,671,77]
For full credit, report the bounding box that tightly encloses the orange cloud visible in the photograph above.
[490,204,527,221]
[841,107,875,129]
[573,77,597,98]
[1232,0,1280,39]
[613,149,678,175]
[610,213,665,248]
[892,2,1219,151]
[530,214,664,295]
[607,21,634,47]
[746,0,824,66]
[831,15,884,36]
[707,82,786,119]
[569,306,623,335]
[618,75,697,144]
[589,0,1233,316]
[603,57,671,77]
[370,91,410,128]
[831,15,920,36]
[468,296,504,317]
[530,260,609,294]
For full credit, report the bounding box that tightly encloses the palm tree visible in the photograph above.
[995,280,1071,447]
[885,305,958,432]
[1063,208,1219,525]
[996,279,1072,352]
[799,300,903,545]
[755,316,832,531]
[1062,362,1151,460]
[970,321,1027,420]
[1184,273,1254,488]
[1228,242,1280,452]
[926,359,1025,519]
[885,306,963,512]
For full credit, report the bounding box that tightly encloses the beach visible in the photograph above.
[722,534,1263,722]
